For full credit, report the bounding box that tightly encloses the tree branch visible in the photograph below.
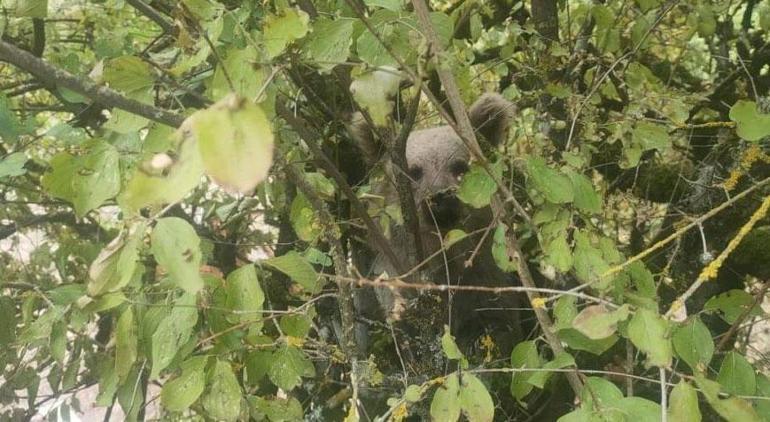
[283,161,362,413]
[531,0,560,43]
[126,0,175,33]
[411,0,583,396]
[0,40,185,128]
[275,101,408,275]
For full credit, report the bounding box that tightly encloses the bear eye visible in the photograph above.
[408,166,423,181]
[449,161,469,178]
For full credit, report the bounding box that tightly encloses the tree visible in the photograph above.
[1,0,770,420]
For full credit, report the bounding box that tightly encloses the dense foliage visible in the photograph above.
[2,0,770,420]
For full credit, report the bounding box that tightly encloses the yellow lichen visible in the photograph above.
[531,297,547,309]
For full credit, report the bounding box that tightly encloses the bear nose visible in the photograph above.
[431,191,455,205]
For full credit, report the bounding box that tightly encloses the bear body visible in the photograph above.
[351,93,522,357]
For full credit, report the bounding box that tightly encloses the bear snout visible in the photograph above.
[425,191,462,228]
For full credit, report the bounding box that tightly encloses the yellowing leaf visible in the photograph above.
[88,223,145,296]
[190,94,274,193]
[263,8,310,58]
[572,304,630,340]
[729,100,770,142]
[430,373,461,422]
[459,373,494,422]
[350,67,402,127]
[668,380,701,422]
[120,128,204,213]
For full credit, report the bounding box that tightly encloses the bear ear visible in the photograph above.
[468,93,515,146]
[346,112,383,166]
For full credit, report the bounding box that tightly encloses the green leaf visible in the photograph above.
[528,352,575,389]
[103,56,154,96]
[364,0,403,11]
[636,0,661,12]
[305,172,336,198]
[279,314,311,338]
[580,376,624,410]
[616,397,661,420]
[50,320,66,365]
[632,122,670,151]
[161,356,207,412]
[151,217,204,294]
[672,317,714,373]
[553,296,578,330]
[756,375,770,421]
[695,375,761,422]
[117,365,145,421]
[120,128,204,213]
[191,94,274,193]
[225,265,264,329]
[263,8,310,58]
[430,373,461,422]
[572,304,630,340]
[289,192,321,243]
[350,68,402,127]
[557,408,602,422]
[13,0,47,18]
[459,373,495,422]
[628,308,673,368]
[441,326,464,360]
[668,380,701,422]
[0,152,27,178]
[201,360,243,421]
[444,229,468,248]
[729,100,770,142]
[573,231,611,290]
[115,306,137,380]
[492,224,517,273]
[559,328,618,356]
[0,296,16,346]
[249,396,304,422]
[543,235,573,272]
[457,163,499,208]
[0,94,27,140]
[268,345,314,391]
[510,340,542,400]
[717,352,756,397]
[704,289,762,324]
[566,170,602,213]
[245,350,273,385]
[263,251,320,294]
[87,223,145,296]
[526,157,574,204]
[210,47,265,101]
[150,294,199,379]
[42,140,121,217]
[304,18,354,72]
[627,308,672,368]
